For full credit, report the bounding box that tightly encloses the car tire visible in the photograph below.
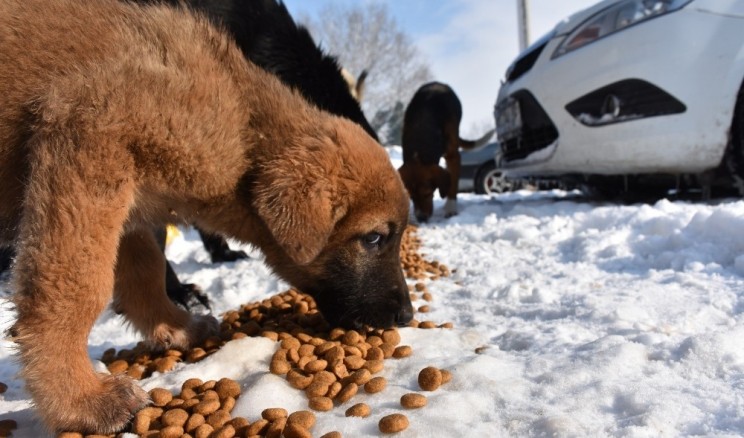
[475,161,512,195]
[726,85,744,196]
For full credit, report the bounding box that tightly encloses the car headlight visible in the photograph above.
[552,0,693,58]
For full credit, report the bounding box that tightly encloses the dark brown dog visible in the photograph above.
[0,0,411,433]
[398,82,493,222]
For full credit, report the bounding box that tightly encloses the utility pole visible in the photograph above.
[517,0,530,51]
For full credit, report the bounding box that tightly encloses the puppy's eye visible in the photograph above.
[362,232,383,249]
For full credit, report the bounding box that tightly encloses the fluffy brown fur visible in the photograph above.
[0,0,411,433]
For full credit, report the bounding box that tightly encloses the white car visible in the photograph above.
[494,0,744,196]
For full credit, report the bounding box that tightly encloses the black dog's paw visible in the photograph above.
[167,282,211,312]
[209,248,248,263]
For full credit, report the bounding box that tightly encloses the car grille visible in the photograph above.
[496,90,559,162]
[565,79,686,126]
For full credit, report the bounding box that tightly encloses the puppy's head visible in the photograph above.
[398,162,450,223]
[253,118,412,329]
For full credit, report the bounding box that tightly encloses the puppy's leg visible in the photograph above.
[443,126,462,218]
[197,228,248,263]
[12,133,148,434]
[113,229,219,350]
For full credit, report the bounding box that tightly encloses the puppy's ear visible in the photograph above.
[436,167,451,199]
[254,150,347,266]
[397,163,413,195]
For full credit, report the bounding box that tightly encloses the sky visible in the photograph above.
[282,0,599,135]
[5,149,744,435]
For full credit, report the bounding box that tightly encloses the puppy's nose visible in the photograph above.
[395,306,414,326]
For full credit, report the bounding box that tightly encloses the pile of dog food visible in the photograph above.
[0,382,16,438]
[22,226,454,437]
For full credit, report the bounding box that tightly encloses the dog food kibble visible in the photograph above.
[418,305,430,313]
[441,369,453,384]
[345,403,371,418]
[262,407,288,421]
[161,408,189,427]
[419,321,438,329]
[247,419,270,436]
[308,396,333,411]
[378,413,409,434]
[215,377,241,399]
[392,345,413,358]
[418,366,443,391]
[335,382,359,403]
[364,376,387,394]
[185,413,206,432]
[401,393,428,409]
[287,410,316,429]
[319,432,342,438]
[212,424,237,438]
[283,423,313,438]
[194,423,215,438]
[149,387,173,407]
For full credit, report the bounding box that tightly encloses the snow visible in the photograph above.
[2,147,744,436]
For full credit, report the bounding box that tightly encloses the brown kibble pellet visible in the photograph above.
[304,359,328,373]
[266,417,287,438]
[165,397,185,409]
[326,381,342,399]
[343,355,365,370]
[283,423,312,438]
[335,382,358,404]
[162,408,189,427]
[138,406,164,419]
[212,424,236,438]
[320,432,342,438]
[441,369,452,384]
[366,336,383,347]
[308,396,333,411]
[401,393,427,409]
[207,409,232,429]
[201,389,220,401]
[107,359,129,374]
[187,348,207,362]
[392,345,412,358]
[246,418,270,436]
[228,416,250,434]
[414,282,426,291]
[381,329,401,346]
[419,321,437,329]
[287,410,316,429]
[222,396,236,413]
[344,403,371,418]
[132,412,151,435]
[281,337,301,350]
[194,423,215,438]
[379,413,409,434]
[159,425,184,438]
[365,347,384,361]
[270,359,291,375]
[200,380,217,392]
[298,343,316,357]
[345,368,372,386]
[439,322,454,329]
[215,378,241,400]
[185,413,206,432]
[379,343,396,359]
[422,292,433,302]
[342,330,361,346]
[287,369,314,390]
[418,305,430,313]
[149,387,173,407]
[262,408,288,421]
[313,370,337,385]
[363,360,384,374]
[305,380,330,398]
[180,387,198,400]
[364,376,387,394]
[193,398,221,416]
[418,366,442,391]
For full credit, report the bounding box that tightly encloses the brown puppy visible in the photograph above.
[398,82,493,222]
[0,0,411,434]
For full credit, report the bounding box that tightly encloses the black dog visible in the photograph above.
[398,82,492,222]
[135,0,378,309]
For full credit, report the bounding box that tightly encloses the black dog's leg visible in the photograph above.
[0,246,15,274]
[153,226,211,312]
[197,228,248,263]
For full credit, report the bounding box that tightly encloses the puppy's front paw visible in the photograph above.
[444,198,458,218]
[53,374,149,435]
[150,313,220,351]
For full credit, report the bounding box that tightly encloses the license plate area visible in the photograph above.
[496,98,522,141]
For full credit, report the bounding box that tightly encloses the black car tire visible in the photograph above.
[726,84,744,196]
[475,161,512,195]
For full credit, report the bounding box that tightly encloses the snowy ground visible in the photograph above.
[2,148,744,436]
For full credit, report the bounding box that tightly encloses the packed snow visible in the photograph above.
[2,147,744,437]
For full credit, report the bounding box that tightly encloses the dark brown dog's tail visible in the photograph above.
[460,128,495,150]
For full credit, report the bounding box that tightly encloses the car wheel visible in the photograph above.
[475,161,512,195]
[726,85,744,195]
